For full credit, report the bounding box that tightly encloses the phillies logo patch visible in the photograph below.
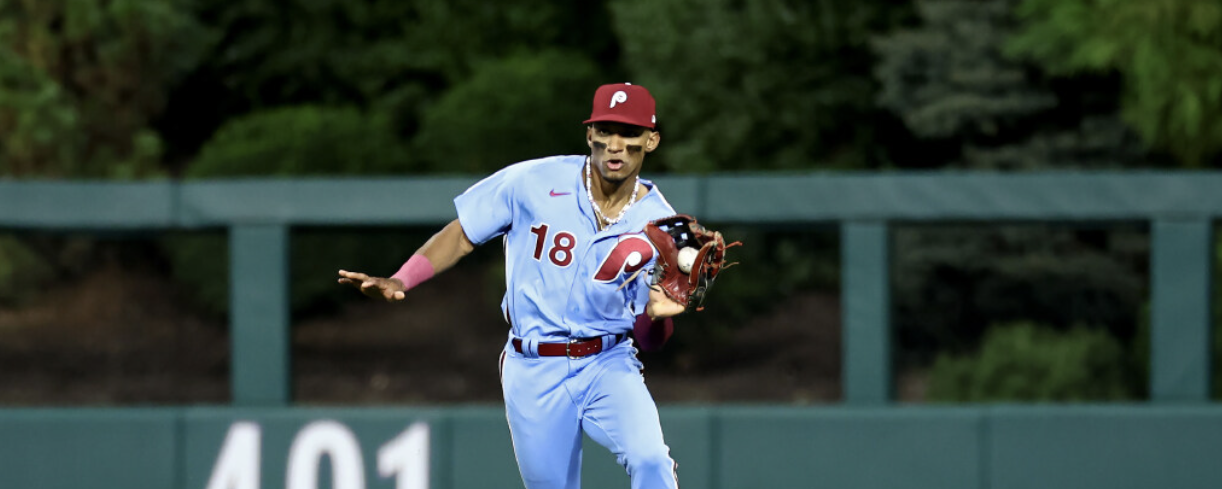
[610,90,628,108]
[593,235,654,282]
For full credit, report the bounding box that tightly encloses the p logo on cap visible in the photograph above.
[610,91,628,108]
[584,83,656,129]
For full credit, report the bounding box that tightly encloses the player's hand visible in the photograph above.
[337,270,407,302]
[646,285,685,319]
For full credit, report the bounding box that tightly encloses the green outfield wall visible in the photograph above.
[2,405,1221,489]
[1,172,1218,488]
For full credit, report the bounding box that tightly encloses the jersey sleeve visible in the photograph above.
[453,165,519,245]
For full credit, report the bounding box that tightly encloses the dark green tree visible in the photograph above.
[189,106,409,177]
[0,0,213,309]
[610,0,911,172]
[873,0,1148,169]
[874,2,1153,389]
[0,0,211,177]
[411,50,604,174]
[161,0,621,168]
[1007,0,1222,168]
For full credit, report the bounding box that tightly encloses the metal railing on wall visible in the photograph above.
[1,171,1216,405]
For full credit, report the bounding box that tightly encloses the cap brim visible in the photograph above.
[583,115,654,129]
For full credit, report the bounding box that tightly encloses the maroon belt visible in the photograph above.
[512,335,625,359]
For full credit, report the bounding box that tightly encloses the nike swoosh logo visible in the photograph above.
[549,190,571,197]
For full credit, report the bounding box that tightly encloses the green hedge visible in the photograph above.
[0,236,54,305]
[164,105,418,316]
[927,321,1137,402]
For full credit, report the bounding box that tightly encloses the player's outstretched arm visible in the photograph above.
[337,270,408,302]
[412,218,476,273]
[338,219,475,302]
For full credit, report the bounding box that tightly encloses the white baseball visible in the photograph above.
[676,246,699,274]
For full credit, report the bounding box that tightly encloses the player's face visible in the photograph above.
[587,122,660,184]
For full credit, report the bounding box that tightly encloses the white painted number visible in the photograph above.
[204,420,430,489]
[205,422,261,489]
[287,420,365,489]
[378,423,430,489]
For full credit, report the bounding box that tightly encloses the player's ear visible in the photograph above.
[645,130,660,153]
[586,126,595,149]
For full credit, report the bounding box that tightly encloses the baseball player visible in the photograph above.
[339,83,685,488]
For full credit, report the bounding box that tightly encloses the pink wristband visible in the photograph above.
[390,254,436,292]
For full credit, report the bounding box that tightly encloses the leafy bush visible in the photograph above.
[161,232,229,318]
[188,105,409,177]
[0,0,210,178]
[872,0,1149,170]
[611,0,907,171]
[411,49,603,174]
[0,236,54,305]
[893,224,1147,367]
[1008,0,1222,167]
[166,105,417,316]
[926,321,1137,402]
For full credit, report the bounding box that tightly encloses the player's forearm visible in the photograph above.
[387,219,474,292]
[415,219,475,274]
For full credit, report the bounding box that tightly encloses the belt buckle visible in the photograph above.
[566,337,580,359]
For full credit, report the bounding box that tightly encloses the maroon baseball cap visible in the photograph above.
[583,83,657,129]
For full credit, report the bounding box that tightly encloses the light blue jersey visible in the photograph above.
[453,154,681,489]
[455,155,675,340]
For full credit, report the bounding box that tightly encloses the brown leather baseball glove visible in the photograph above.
[644,214,739,311]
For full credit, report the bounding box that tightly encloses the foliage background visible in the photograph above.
[2,0,1221,403]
